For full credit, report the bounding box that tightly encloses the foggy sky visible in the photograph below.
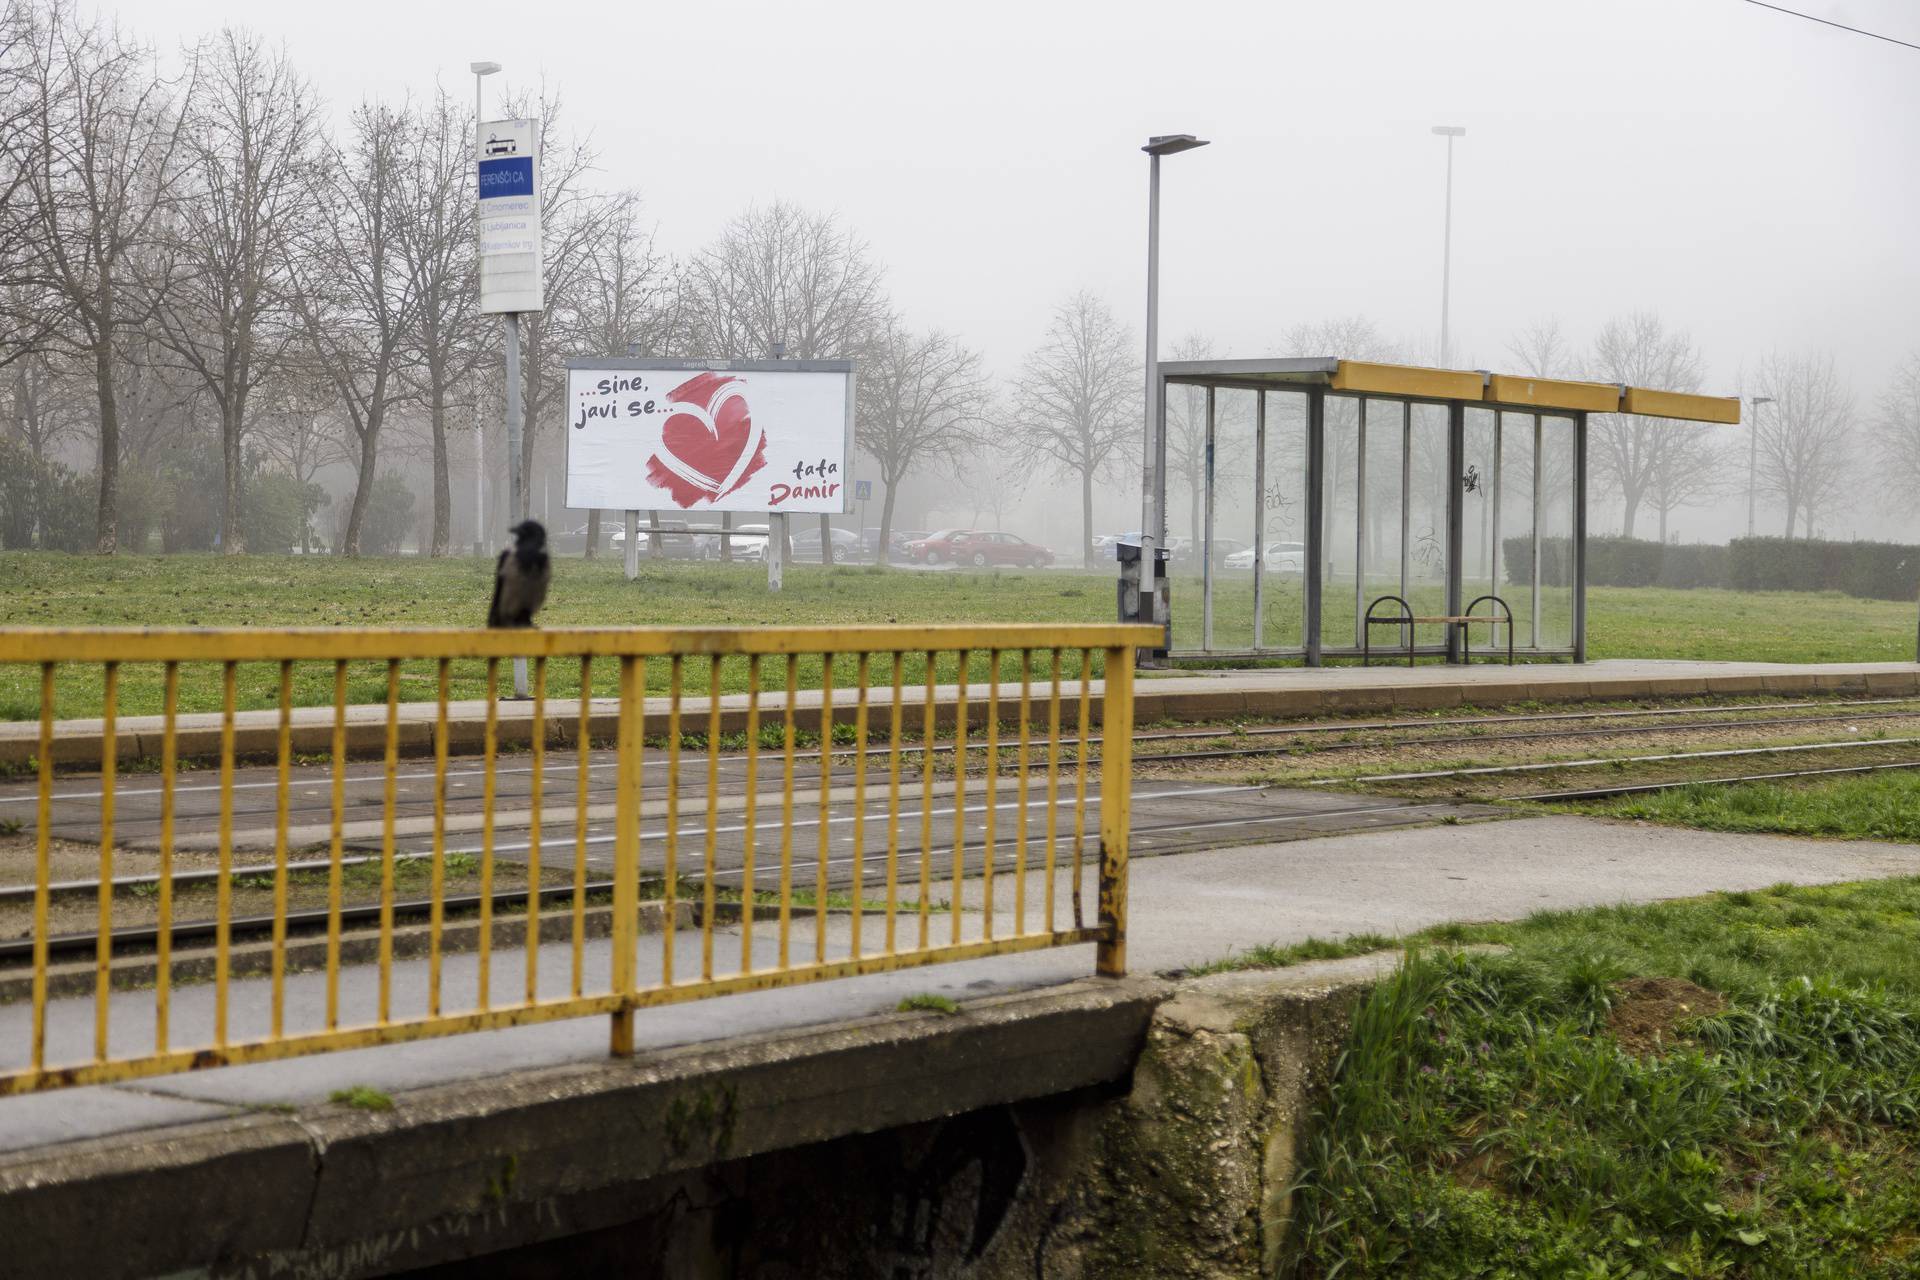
[117,0,1920,541]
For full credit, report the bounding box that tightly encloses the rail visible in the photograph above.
[0,624,1155,1095]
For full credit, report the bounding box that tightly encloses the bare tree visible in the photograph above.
[149,27,311,553]
[1646,426,1726,542]
[6,2,196,550]
[1587,312,1706,539]
[570,189,678,557]
[3,349,83,464]
[251,373,335,552]
[1505,317,1578,379]
[1163,333,1216,552]
[1871,351,1920,515]
[392,86,481,557]
[1750,350,1856,539]
[1011,291,1137,569]
[291,102,421,556]
[684,199,887,560]
[856,319,989,562]
[950,436,1028,532]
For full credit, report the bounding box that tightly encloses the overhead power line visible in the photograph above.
[1738,0,1920,53]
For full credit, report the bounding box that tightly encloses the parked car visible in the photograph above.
[608,519,704,559]
[1223,540,1305,573]
[789,525,863,563]
[858,527,909,563]
[908,529,1053,568]
[729,522,772,562]
[1207,538,1251,568]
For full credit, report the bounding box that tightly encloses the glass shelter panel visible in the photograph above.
[1462,407,1497,602]
[1166,380,1211,653]
[1406,403,1452,650]
[1497,411,1538,649]
[1319,395,1361,651]
[1537,416,1576,650]
[1260,390,1309,651]
[1360,399,1406,648]
[1205,388,1259,650]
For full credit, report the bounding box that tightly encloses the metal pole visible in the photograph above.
[472,71,486,559]
[1354,399,1367,645]
[623,509,638,581]
[1140,150,1162,595]
[1531,413,1543,651]
[1305,390,1325,666]
[1440,134,1454,366]
[1252,391,1266,651]
[505,312,527,699]
[472,377,484,557]
[1201,386,1215,651]
[1445,401,1465,663]
[1574,412,1588,663]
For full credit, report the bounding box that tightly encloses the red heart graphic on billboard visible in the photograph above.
[645,373,767,508]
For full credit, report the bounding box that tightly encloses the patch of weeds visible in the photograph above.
[329,1085,394,1112]
[0,817,20,837]
[897,993,960,1016]
[1186,932,1397,977]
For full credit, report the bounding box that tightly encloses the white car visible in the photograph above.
[728,523,772,562]
[1224,540,1305,573]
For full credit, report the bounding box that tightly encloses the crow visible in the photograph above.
[488,519,551,628]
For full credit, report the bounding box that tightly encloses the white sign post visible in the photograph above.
[477,117,543,696]
[564,358,855,593]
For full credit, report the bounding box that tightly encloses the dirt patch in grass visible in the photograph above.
[1605,976,1726,1056]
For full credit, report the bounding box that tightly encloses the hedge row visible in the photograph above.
[1498,536,1920,601]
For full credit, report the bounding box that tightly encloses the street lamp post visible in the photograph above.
[470,62,500,560]
[1432,125,1465,366]
[1135,133,1209,647]
[1746,395,1773,539]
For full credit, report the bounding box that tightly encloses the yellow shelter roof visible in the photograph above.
[1159,357,1740,425]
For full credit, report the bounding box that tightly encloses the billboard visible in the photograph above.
[477,117,543,313]
[564,359,854,515]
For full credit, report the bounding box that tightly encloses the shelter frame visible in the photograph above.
[1151,357,1734,666]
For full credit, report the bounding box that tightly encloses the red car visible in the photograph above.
[906,529,1054,568]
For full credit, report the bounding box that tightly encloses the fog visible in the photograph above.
[31,0,1920,550]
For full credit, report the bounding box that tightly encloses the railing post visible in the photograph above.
[1096,644,1135,977]
[609,654,642,1056]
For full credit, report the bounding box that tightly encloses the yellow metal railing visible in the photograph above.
[0,624,1153,1094]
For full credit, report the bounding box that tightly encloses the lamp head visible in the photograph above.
[470,61,502,76]
[1143,134,1210,156]
[1432,125,1466,137]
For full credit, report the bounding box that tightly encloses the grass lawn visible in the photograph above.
[1574,772,1920,844]
[0,552,1914,719]
[1207,878,1920,1278]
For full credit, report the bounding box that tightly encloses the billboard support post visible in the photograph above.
[768,514,785,592]
[623,510,639,581]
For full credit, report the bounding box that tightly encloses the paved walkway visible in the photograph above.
[6,812,1919,1153]
[6,658,1916,768]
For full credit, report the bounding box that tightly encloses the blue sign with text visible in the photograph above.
[478,156,533,200]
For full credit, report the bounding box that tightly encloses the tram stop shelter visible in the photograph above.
[1141,358,1740,665]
